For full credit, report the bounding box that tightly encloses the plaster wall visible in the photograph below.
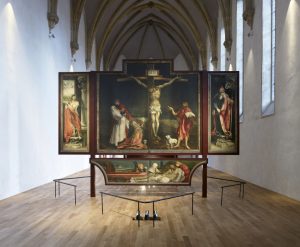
[210,0,300,201]
[0,0,89,200]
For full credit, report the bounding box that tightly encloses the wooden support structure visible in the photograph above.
[90,155,96,197]
[202,160,208,198]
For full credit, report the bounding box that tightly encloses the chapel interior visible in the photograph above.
[1,0,300,247]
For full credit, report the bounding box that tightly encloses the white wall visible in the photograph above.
[73,9,86,71]
[113,54,126,71]
[210,0,300,201]
[174,53,189,71]
[90,39,97,71]
[0,0,89,200]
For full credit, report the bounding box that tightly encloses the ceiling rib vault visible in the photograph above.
[48,0,241,71]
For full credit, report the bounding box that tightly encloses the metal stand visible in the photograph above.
[54,176,91,205]
[100,191,195,227]
[208,176,246,206]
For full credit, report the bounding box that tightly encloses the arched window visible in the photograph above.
[220,27,226,70]
[262,0,276,116]
[236,0,244,121]
[207,36,214,71]
[218,7,226,71]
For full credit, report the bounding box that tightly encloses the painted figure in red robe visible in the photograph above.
[114,99,132,122]
[64,95,81,143]
[175,161,190,182]
[211,85,234,138]
[117,119,147,149]
[168,102,195,149]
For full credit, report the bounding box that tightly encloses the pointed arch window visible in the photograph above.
[236,0,244,121]
[262,0,276,116]
[220,27,226,71]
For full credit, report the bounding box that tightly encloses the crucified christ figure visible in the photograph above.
[118,75,187,141]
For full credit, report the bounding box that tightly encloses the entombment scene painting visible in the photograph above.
[208,72,239,154]
[92,159,206,185]
[97,61,200,154]
[59,73,89,153]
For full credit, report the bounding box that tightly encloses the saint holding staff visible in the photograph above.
[212,85,234,139]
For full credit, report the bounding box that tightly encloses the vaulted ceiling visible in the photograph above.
[48,0,234,71]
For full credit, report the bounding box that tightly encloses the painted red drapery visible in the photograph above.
[178,163,190,182]
[220,95,232,134]
[177,107,193,139]
[64,108,81,143]
[212,94,233,136]
[117,120,146,149]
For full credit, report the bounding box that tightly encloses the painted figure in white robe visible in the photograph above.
[109,105,129,147]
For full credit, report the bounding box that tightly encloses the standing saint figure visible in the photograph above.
[64,95,82,143]
[211,85,234,138]
[118,75,187,141]
[109,100,132,147]
[168,102,195,149]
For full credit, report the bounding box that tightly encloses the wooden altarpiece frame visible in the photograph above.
[58,59,239,198]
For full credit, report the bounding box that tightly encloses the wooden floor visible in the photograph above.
[1,168,300,247]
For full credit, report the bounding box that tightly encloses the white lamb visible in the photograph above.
[165,135,177,149]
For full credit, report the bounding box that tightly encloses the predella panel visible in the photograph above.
[91,158,207,185]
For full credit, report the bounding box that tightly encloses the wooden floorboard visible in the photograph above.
[1,167,300,247]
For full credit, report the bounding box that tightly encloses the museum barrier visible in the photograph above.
[53,176,91,205]
[208,176,246,206]
[100,191,195,227]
